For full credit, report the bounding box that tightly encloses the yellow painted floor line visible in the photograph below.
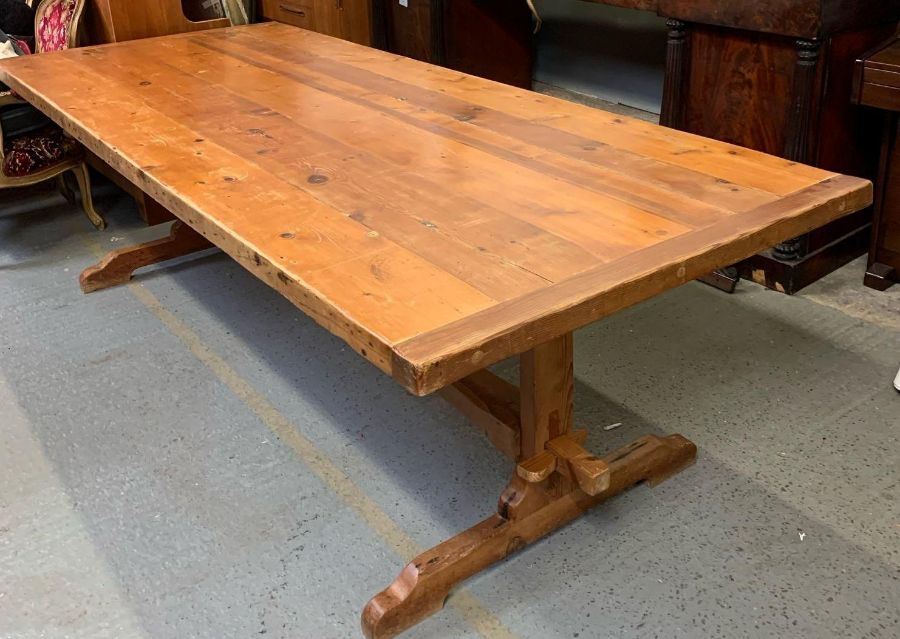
[82,231,518,639]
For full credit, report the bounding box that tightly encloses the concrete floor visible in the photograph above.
[1,184,898,639]
[533,1,667,114]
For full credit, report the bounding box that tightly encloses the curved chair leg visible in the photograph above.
[57,173,76,205]
[71,163,106,230]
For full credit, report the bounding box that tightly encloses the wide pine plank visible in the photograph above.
[230,26,833,195]
[139,37,699,260]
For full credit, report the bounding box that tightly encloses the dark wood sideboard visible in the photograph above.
[370,0,534,89]
[853,35,900,290]
[577,0,899,293]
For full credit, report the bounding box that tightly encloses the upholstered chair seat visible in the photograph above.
[0,0,105,229]
[2,125,81,178]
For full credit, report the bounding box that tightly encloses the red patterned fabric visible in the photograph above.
[37,0,78,53]
[2,126,80,177]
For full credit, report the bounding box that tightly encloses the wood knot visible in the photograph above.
[280,232,295,239]
[505,536,526,556]
[307,175,329,185]
[498,491,516,520]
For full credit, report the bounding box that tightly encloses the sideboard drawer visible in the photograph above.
[260,0,316,30]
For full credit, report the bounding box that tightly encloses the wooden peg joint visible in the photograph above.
[516,430,609,495]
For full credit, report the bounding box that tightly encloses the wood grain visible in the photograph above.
[0,23,872,395]
[520,334,573,459]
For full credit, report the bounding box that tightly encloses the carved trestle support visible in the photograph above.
[80,220,213,293]
[362,334,697,639]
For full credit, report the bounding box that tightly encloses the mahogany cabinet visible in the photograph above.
[581,0,900,292]
[853,35,900,290]
[372,0,534,89]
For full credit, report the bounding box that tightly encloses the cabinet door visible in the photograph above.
[379,0,533,88]
[382,0,435,62]
[311,0,340,37]
[311,0,371,44]
[339,0,372,45]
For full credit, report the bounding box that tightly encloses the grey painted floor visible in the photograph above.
[1,185,898,639]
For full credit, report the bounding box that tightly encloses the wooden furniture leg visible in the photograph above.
[362,334,697,639]
[57,173,76,206]
[697,267,740,294]
[79,220,213,293]
[864,262,896,291]
[71,163,106,230]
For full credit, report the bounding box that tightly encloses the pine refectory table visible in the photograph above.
[0,23,872,638]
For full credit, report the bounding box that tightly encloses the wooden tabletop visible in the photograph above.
[0,23,871,395]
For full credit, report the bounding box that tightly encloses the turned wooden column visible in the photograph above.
[774,38,822,261]
[660,18,689,130]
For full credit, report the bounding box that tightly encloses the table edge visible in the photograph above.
[392,174,873,396]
